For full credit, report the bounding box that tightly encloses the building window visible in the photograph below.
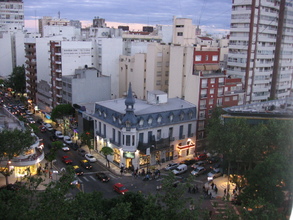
[209,99,214,105]
[148,131,153,144]
[169,127,173,138]
[169,114,174,122]
[205,55,209,61]
[157,129,161,140]
[177,32,183,36]
[148,117,153,125]
[179,125,184,139]
[118,131,121,145]
[112,128,115,142]
[218,88,223,95]
[201,89,207,98]
[212,55,218,61]
[103,124,106,136]
[139,133,144,143]
[217,98,223,106]
[195,55,202,61]
[99,122,101,133]
[233,96,238,100]
[199,111,205,118]
[210,78,215,84]
[188,124,192,137]
[126,135,131,146]
[225,97,230,102]
[210,89,214,94]
[157,116,162,123]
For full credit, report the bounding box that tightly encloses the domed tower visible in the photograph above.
[122,83,137,129]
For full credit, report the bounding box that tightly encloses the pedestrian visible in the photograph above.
[209,192,213,199]
[224,188,227,195]
[211,182,214,190]
[135,167,138,174]
[120,168,123,176]
[214,185,218,194]
[188,186,191,193]
[195,185,199,193]
[192,187,196,194]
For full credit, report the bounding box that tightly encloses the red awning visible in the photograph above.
[177,144,195,149]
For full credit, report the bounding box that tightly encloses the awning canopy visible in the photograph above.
[194,65,205,71]
[177,144,195,150]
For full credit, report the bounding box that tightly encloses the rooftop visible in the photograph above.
[223,97,293,118]
[95,97,195,115]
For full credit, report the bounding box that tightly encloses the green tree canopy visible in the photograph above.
[80,131,94,153]
[100,146,114,168]
[51,104,75,121]
[5,66,26,93]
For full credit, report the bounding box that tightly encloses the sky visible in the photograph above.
[24,0,232,35]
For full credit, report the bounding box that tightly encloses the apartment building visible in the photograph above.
[0,0,24,32]
[227,0,293,103]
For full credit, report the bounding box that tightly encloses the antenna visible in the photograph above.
[58,11,60,19]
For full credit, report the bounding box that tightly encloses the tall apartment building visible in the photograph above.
[38,16,71,37]
[227,0,293,103]
[0,0,24,31]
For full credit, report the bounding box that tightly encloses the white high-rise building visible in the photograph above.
[227,0,293,103]
[0,0,24,32]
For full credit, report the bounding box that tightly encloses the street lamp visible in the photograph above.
[5,160,11,185]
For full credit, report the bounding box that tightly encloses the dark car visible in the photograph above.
[73,165,84,176]
[39,126,46,133]
[50,135,58,142]
[207,156,220,164]
[70,143,79,151]
[77,148,86,157]
[80,159,92,169]
[96,172,110,182]
[180,158,197,165]
[37,119,44,124]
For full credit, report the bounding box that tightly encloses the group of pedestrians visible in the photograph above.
[188,184,199,194]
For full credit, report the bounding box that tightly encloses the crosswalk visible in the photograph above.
[77,172,119,183]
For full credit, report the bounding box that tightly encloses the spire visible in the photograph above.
[125,82,135,108]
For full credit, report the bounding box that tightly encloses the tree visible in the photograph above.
[5,66,26,93]
[80,131,93,153]
[51,104,74,121]
[100,146,114,168]
[46,141,63,168]
[0,129,34,185]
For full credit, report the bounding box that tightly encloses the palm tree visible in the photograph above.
[100,146,114,168]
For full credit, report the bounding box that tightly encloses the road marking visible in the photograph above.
[82,176,89,182]
[108,174,117,179]
[89,175,97,181]
[77,177,82,183]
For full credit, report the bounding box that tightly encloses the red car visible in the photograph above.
[39,126,46,133]
[195,153,208,161]
[113,183,128,195]
[61,156,72,165]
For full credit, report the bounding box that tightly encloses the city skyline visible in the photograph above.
[24,0,232,35]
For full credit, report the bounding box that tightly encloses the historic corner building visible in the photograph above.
[92,84,197,169]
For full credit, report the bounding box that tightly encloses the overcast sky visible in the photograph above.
[24,0,232,35]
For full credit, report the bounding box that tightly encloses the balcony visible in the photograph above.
[56,85,62,90]
[56,93,62,98]
[56,76,62,81]
[56,69,61,73]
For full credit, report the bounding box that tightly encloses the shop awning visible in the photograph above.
[194,65,205,71]
[177,144,195,149]
[204,65,213,71]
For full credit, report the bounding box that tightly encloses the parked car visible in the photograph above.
[25,110,33,115]
[44,123,53,131]
[55,131,64,139]
[207,156,220,164]
[27,117,35,124]
[180,158,196,165]
[195,153,208,161]
[211,163,221,170]
[164,162,179,171]
[70,143,79,151]
[207,168,222,180]
[63,136,72,144]
[39,126,46,133]
[172,164,188,175]
[191,166,206,176]
[62,146,70,152]
[85,154,97,162]
[61,156,72,165]
[96,172,110,182]
[50,135,58,142]
[113,183,128,194]
[191,160,206,169]
[80,160,92,169]
[73,165,84,176]
[37,119,44,125]
[77,148,86,157]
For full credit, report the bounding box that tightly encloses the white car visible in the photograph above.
[63,136,72,144]
[44,123,53,131]
[62,146,70,152]
[27,117,35,124]
[191,161,205,169]
[55,131,64,139]
[25,110,33,115]
[191,166,206,176]
[85,154,97,162]
[207,168,222,180]
[165,162,179,171]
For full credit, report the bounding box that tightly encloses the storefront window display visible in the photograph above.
[113,148,121,164]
